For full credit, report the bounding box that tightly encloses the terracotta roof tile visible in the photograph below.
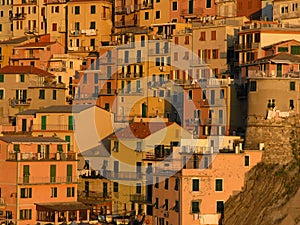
[110,122,174,139]
[0,66,54,77]
[15,42,58,48]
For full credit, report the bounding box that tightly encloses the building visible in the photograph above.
[0,65,66,125]
[0,0,13,40]
[67,0,113,53]
[273,0,300,23]
[0,136,90,225]
[10,34,65,69]
[152,138,262,225]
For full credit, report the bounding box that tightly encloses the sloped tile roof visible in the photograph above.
[0,66,54,77]
[0,136,66,143]
[110,122,174,139]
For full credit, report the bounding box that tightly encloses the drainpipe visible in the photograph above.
[16,147,20,225]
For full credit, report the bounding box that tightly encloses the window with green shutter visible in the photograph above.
[20,188,32,198]
[14,144,20,152]
[68,116,74,130]
[278,47,288,52]
[113,182,119,192]
[290,81,296,91]
[67,164,72,183]
[41,116,46,130]
[291,46,300,55]
[191,201,200,213]
[52,90,57,100]
[39,89,45,99]
[57,144,63,153]
[20,74,25,82]
[23,165,30,184]
[0,74,4,82]
[50,165,56,183]
[65,136,71,151]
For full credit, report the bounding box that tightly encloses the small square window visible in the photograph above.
[172,2,178,11]
[145,12,149,20]
[90,21,96,29]
[52,90,57,100]
[0,74,4,82]
[113,182,119,192]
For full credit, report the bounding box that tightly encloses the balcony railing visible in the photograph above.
[115,20,139,28]
[99,89,117,95]
[78,190,111,200]
[105,171,143,180]
[13,13,26,20]
[235,42,260,51]
[31,124,75,131]
[18,176,77,184]
[0,198,6,207]
[148,49,169,56]
[180,8,204,16]
[130,194,151,204]
[7,152,77,161]
[10,99,31,107]
[118,72,144,79]
[180,146,213,154]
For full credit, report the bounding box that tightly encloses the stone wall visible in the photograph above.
[244,115,300,165]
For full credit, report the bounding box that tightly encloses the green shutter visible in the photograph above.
[37,145,41,153]
[14,144,20,152]
[67,187,71,197]
[29,188,32,198]
[20,210,23,220]
[0,74,4,82]
[68,116,74,130]
[67,164,72,182]
[50,165,56,183]
[41,116,46,130]
[23,165,30,175]
[21,188,25,198]
[65,136,71,151]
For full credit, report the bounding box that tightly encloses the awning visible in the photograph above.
[35,202,91,212]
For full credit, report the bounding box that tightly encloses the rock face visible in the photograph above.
[223,115,300,225]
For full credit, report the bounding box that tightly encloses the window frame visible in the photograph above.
[215,178,223,192]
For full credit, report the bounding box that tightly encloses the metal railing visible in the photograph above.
[18,176,77,184]
[7,152,76,161]
[31,124,74,131]
[130,194,151,203]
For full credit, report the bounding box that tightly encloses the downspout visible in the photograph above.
[16,144,20,225]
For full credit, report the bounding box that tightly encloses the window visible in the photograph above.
[90,21,96,29]
[83,73,87,84]
[268,99,275,108]
[191,201,200,213]
[52,90,57,100]
[218,110,223,124]
[290,99,294,110]
[202,90,206,99]
[91,5,96,14]
[0,74,3,82]
[291,46,300,55]
[39,90,45,99]
[211,31,216,40]
[136,142,142,152]
[20,74,25,82]
[67,187,75,197]
[136,183,141,194]
[220,89,224,99]
[74,6,80,14]
[20,209,32,220]
[188,90,192,100]
[164,178,169,189]
[185,36,189,45]
[51,187,57,197]
[192,179,199,191]
[113,141,119,151]
[212,49,219,59]
[174,178,180,191]
[155,11,160,19]
[244,155,250,166]
[155,177,159,188]
[200,32,206,41]
[50,165,56,183]
[216,201,224,214]
[155,198,159,209]
[20,188,32,198]
[278,47,288,52]
[145,12,149,20]
[172,1,177,10]
[113,182,119,192]
[215,179,223,191]
[165,199,168,210]
[206,0,212,8]
[0,89,3,99]
[0,24,2,32]
[250,81,256,91]
[290,81,295,91]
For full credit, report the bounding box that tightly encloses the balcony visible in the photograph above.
[115,19,139,28]
[7,152,77,161]
[130,194,151,204]
[143,153,170,161]
[180,8,204,17]
[180,146,213,154]
[186,118,200,126]
[99,89,117,96]
[117,57,145,64]
[13,13,26,20]
[118,72,143,79]
[105,171,144,180]
[69,30,81,36]
[31,124,75,131]
[18,176,77,184]
[10,99,31,107]
[44,0,67,3]
[148,49,169,56]
[78,190,111,201]
[49,67,67,72]
[119,89,144,96]
[235,42,260,51]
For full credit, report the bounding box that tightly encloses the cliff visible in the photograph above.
[223,115,300,225]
